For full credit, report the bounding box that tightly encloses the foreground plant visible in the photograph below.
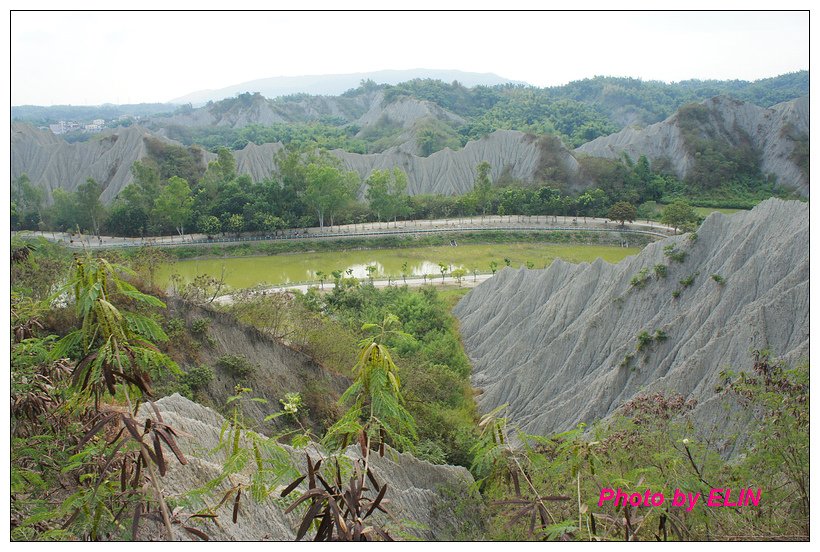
[282,451,393,541]
[13,253,189,540]
[323,313,417,454]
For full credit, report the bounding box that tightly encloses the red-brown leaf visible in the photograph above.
[280,475,307,498]
[183,526,209,541]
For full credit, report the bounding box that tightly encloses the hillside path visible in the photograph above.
[16,215,675,249]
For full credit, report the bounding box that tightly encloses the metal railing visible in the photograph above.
[26,222,671,249]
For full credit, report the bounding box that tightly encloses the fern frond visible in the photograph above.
[48,330,83,362]
[123,312,169,343]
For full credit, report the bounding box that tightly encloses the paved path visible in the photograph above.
[15,215,675,249]
[212,273,496,305]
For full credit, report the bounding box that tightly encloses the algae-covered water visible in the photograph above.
[156,243,640,291]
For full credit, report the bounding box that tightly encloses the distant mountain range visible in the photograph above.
[169,69,527,106]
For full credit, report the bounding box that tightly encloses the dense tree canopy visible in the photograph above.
[607,201,637,225]
[661,199,698,233]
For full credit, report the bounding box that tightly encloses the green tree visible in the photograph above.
[153,176,193,237]
[607,201,637,226]
[49,254,180,402]
[226,213,245,236]
[577,188,608,218]
[438,262,448,283]
[661,200,697,233]
[474,161,493,216]
[198,215,222,238]
[215,146,237,182]
[109,160,162,236]
[365,170,391,222]
[365,264,378,284]
[451,267,467,287]
[11,174,44,230]
[315,270,327,290]
[400,262,410,285]
[76,178,106,237]
[260,214,286,236]
[46,189,79,232]
[304,161,359,230]
[105,200,149,237]
[365,168,409,225]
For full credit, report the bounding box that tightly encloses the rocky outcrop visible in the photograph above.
[575,96,809,196]
[356,92,465,130]
[10,123,172,204]
[454,199,808,439]
[337,130,577,196]
[231,141,285,184]
[153,90,377,128]
[136,394,480,541]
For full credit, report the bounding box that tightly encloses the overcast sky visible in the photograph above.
[10,10,809,106]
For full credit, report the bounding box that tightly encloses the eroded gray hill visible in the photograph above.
[153,90,380,128]
[135,394,479,541]
[10,123,176,204]
[12,122,576,202]
[454,199,808,438]
[575,96,809,196]
[341,130,579,195]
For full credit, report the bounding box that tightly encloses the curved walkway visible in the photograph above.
[15,215,675,249]
[212,273,496,305]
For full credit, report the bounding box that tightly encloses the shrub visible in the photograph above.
[663,244,687,263]
[216,354,255,378]
[619,352,634,369]
[654,329,668,342]
[711,273,726,285]
[279,392,304,417]
[414,439,448,464]
[166,317,185,338]
[636,330,653,352]
[190,317,211,335]
[653,264,668,279]
[679,272,698,288]
[181,364,214,390]
[630,268,651,288]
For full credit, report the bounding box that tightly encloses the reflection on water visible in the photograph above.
[341,262,383,279]
[340,261,459,279]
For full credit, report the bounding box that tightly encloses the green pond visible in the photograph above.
[156,243,641,291]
